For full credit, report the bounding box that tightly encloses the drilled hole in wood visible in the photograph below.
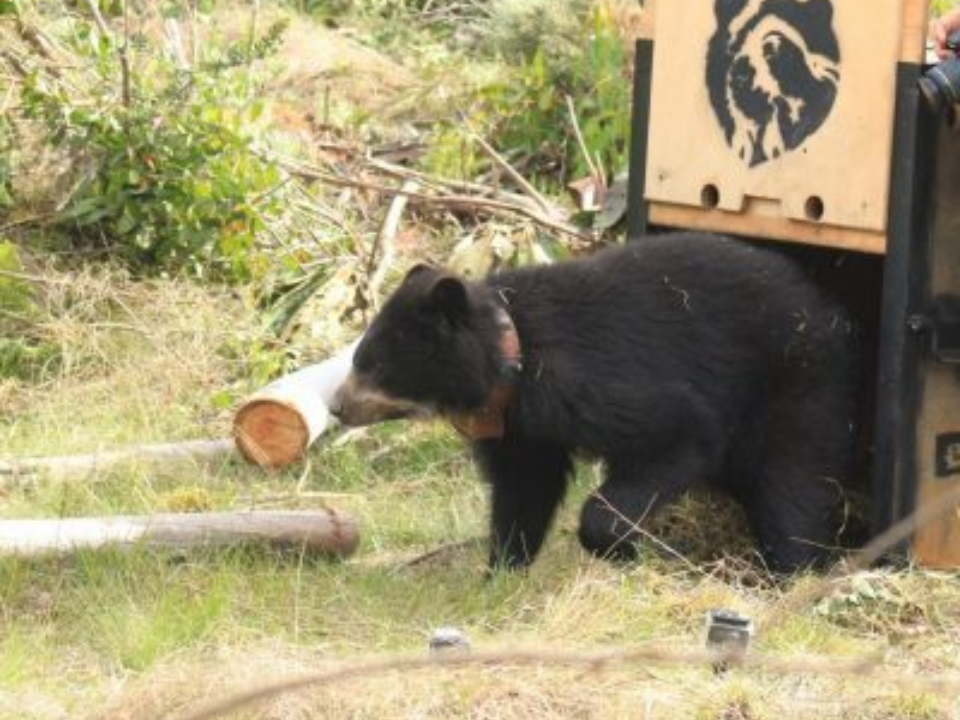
[805,196,825,221]
[701,184,720,209]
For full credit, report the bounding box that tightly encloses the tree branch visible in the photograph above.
[271,155,594,245]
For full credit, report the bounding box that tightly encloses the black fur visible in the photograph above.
[338,233,859,573]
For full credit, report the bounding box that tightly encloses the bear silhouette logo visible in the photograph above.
[707,0,841,167]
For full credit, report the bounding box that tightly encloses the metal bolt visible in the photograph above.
[429,627,471,656]
[705,609,753,674]
[907,315,929,333]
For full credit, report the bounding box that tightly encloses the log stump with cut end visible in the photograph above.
[234,399,314,469]
[233,339,359,469]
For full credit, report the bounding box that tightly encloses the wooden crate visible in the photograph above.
[641,0,929,254]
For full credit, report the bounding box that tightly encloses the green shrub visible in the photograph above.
[18,13,289,281]
[0,240,60,380]
[933,0,959,15]
[0,240,32,314]
[440,0,631,189]
[0,115,13,209]
[479,0,586,66]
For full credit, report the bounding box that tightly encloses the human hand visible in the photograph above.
[931,8,960,60]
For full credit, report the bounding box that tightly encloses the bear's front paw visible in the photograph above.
[487,544,535,574]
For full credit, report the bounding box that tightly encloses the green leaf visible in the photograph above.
[261,266,330,337]
[851,576,878,601]
[0,241,35,314]
[209,389,235,411]
[116,209,138,236]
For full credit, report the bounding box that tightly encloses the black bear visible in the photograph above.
[332,233,859,573]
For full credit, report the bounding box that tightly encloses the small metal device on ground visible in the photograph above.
[429,627,471,656]
[705,609,754,674]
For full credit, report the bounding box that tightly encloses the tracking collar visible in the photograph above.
[448,306,522,440]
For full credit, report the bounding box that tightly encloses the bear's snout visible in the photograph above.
[332,372,426,426]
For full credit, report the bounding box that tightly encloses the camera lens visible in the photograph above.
[920,58,960,113]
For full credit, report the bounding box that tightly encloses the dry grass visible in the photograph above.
[0,257,258,456]
[83,643,693,720]
[70,568,960,720]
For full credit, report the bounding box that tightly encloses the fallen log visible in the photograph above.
[0,438,236,481]
[0,509,359,558]
[233,340,358,469]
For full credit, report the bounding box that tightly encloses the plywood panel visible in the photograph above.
[644,0,905,250]
[638,0,656,40]
[912,121,960,569]
[901,0,930,63]
[913,364,960,568]
[650,203,885,254]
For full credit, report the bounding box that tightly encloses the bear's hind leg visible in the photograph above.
[474,439,572,570]
[742,476,841,573]
[733,388,852,574]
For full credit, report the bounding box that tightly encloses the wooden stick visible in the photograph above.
[367,157,543,212]
[469,132,554,215]
[187,0,199,67]
[0,509,359,558]
[119,0,131,107]
[258,147,545,214]
[396,537,484,570]
[565,94,602,182]
[368,180,418,308]
[275,157,593,243]
[0,439,236,480]
[163,18,189,69]
[247,0,261,64]
[81,0,114,41]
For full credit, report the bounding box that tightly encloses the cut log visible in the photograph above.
[0,438,236,481]
[233,340,358,468]
[0,509,359,558]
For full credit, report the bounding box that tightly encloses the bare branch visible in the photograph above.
[470,132,554,216]
[81,0,113,42]
[565,94,602,182]
[368,179,418,309]
[247,0,261,65]
[120,0,131,106]
[271,155,594,245]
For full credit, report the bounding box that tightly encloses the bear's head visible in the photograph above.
[332,265,509,427]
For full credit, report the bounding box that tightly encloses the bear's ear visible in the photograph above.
[403,263,437,283]
[428,275,468,322]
